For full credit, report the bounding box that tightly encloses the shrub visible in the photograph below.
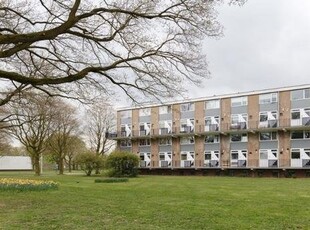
[94,178,129,183]
[106,151,139,177]
[75,152,105,176]
[0,178,58,192]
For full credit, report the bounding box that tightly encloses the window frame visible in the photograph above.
[139,139,151,146]
[230,133,248,142]
[231,96,248,107]
[180,102,195,112]
[259,132,278,141]
[205,99,220,109]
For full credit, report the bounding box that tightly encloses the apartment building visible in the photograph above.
[107,84,310,177]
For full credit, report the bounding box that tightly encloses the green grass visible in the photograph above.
[0,171,309,229]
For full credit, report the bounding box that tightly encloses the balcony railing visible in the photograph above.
[139,158,310,169]
[106,118,310,139]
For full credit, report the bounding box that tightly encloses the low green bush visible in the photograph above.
[75,151,105,176]
[94,178,129,183]
[106,151,139,177]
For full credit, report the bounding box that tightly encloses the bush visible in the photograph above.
[106,151,139,177]
[94,178,129,183]
[75,152,105,176]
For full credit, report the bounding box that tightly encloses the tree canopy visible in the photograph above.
[0,0,244,105]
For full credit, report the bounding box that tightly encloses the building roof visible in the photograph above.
[117,83,310,111]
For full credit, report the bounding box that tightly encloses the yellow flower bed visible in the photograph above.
[0,178,58,191]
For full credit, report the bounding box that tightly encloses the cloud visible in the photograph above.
[189,0,310,98]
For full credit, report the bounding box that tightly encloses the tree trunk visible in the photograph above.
[68,158,72,172]
[33,154,41,176]
[59,157,64,175]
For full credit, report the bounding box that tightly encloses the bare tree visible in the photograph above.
[65,135,87,172]
[0,0,244,106]
[6,92,58,175]
[0,129,12,156]
[46,101,79,175]
[85,102,115,156]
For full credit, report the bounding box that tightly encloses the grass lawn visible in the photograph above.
[0,171,309,230]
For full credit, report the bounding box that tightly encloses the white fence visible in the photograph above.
[0,156,32,170]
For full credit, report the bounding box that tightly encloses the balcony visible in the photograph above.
[105,117,310,140]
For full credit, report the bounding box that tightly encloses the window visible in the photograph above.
[205,116,220,131]
[120,110,131,119]
[259,111,277,122]
[291,131,310,139]
[139,108,151,116]
[120,124,132,137]
[120,140,131,147]
[205,135,220,143]
[259,111,278,128]
[231,151,239,160]
[139,139,151,146]
[291,149,300,159]
[230,150,247,167]
[180,119,194,133]
[159,138,172,146]
[291,88,310,100]
[231,96,247,107]
[180,103,194,112]
[231,133,248,142]
[180,136,195,144]
[139,152,151,167]
[259,149,278,167]
[259,150,268,160]
[259,132,277,141]
[259,93,278,104]
[159,105,172,114]
[204,151,220,167]
[291,110,300,120]
[231,114,248,130]
[159,152,172,167]
[291,108,310,126]
[205,100,220,109]
[139,123,150,136]
[159,120,172,134]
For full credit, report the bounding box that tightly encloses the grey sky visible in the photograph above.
[188,0,310,99]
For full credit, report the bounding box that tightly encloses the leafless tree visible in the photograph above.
[85,102,115,156]
[0,0,245,106]
[0,129,12,155]
[6,92,58,175]
[46,101,79,174]
[65,135,87,172]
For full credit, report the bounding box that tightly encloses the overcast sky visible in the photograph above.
[187,0,310,99]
